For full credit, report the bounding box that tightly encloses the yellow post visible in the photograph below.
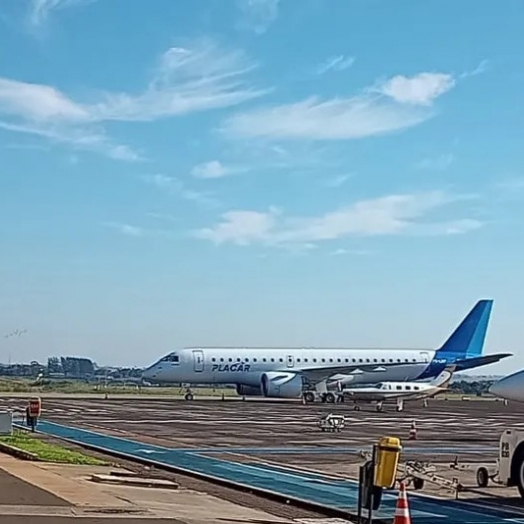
[373,436,402,489]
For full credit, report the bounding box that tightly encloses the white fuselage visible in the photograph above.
[343,381,443,403]
[489,369,524,402]
[142,347,437,390]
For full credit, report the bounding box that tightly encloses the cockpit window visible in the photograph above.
[160,354,179,363]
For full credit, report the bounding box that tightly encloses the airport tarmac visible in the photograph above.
[2,396,524,522]
[4,396,520,457]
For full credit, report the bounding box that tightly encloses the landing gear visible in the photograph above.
[303,391,315,403]
[353,404,360,411]
[376,402,383,412]
[396,399,404,412]
[324,392,336,404]
[184,389,194,401]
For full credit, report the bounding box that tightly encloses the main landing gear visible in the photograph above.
[302,392,344,404]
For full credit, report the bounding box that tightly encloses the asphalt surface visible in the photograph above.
[2,396,524,523]
[4,396,520,463]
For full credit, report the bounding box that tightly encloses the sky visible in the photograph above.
[0,0,523,373]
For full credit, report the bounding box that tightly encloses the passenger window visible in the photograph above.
[262,358,266,362]
[337,358,341,363]
[279,358,283,362]
[220,358,224,362]
[297,358,301,362]
[212,358,216,362]
[321,358,325,362]
[405,386,411,390]
[253,358,257,362]
[396,385,402,390]
[304,358,308,362]
[229,358,232,362]
[373,359,377,363]
[271,358,275,362]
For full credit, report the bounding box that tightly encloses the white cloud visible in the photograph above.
[194,208,280,246]
[191,160,240,179]
[378,73,455,106]
[193,190,482,247]
[222,94,432,140]
[90,41,266,122]
[28,0,97,26]
[237,0,280,34]
[324,174,352,188]
[330,248,371,256]
[0,40,264,160]
[460,59,489,79]
[104,222,145,237]
[0,119,141,161]
[317,55,355,75]
[0,78,89,121]
[221,70,457,141]
[142,174,219,207]
[415,153,454,170]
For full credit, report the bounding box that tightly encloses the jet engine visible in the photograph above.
[235,384,262,396]
[260,372,303,398]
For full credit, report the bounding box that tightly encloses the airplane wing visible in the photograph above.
[284,362,407,385]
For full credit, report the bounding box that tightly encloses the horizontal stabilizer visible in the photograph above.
[453,353,512,372]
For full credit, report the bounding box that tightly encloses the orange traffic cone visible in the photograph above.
[393,481,411,524]
[409,420,417,440]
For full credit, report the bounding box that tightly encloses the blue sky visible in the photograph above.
[1,0,523,372]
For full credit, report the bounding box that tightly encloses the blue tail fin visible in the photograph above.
[436,300,493,358]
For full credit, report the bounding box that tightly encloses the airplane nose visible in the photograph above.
[489,371,524,402]
[142,366,158,381]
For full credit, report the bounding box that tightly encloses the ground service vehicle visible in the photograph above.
[476,429,524,498]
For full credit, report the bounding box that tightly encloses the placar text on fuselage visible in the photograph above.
[211,363,251,372]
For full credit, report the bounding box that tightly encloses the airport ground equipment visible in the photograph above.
[26,397,41,432]
[449,456,500,490]
[464,429,524,498]
[359,449,463,497]
[357,436,402,523]
[317,413,345,432]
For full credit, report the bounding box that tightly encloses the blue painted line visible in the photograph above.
[20,420,524,524]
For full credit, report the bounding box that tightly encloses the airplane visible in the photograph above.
[141,299,512,402]
[340,366,455,412]
[489,369,524,403]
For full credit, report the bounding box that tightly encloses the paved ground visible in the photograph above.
[0,469,69,506]
[6,396,519,457]
[2,396,524,522]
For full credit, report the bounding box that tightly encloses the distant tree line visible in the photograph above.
[449,380,495,396]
